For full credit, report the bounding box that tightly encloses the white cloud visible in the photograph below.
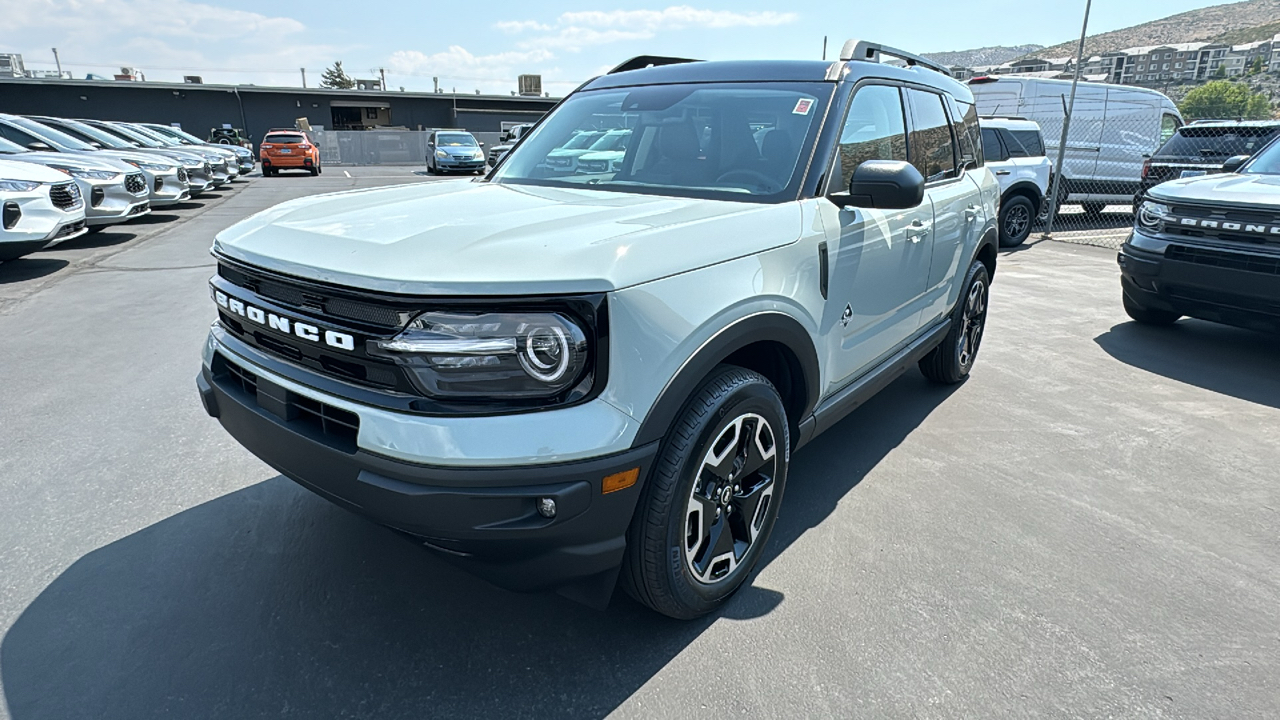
[6,0,344,86]
[495,4,798,53]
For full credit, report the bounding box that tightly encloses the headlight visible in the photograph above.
[373,311,590,399]
[124,160,173,172]
[436,150,449,159]
[0,179,40,192]
[1137,200,1171,233]
[51,167,120,180]
[182,158,202,169]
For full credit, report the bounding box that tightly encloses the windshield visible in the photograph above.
[149,125,202,144]
[6,116,97,151]
[494,82,830,202]
[125,124,180,146]
[42,119,134,149]
[96,122,163,148]
[1157,126,1280,159]
[438,134,477,147]
[1241,135,1280,174]
[0,137,27,154]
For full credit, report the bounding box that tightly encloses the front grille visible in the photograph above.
[177,168,188,183]
[127,202,149,216]
[49,182,82,211]
[212,353,360,453]
[1167,244,1280,276]
[125,172,147,195]
[1167,202,1280,246]
[218,262,408,328]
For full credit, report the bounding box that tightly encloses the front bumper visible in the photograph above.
[147,168,191,207]
[80,176,151,227]
[1119,230,1280,332]
[197,337,656,598]
[0,185,86,256]
[438,155,486,171]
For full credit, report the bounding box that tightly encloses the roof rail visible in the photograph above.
[608,55,701,74]
[838,39,951,78]
[979,115,1029,121]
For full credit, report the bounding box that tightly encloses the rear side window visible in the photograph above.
[906,89,957,182]
[1160,114,1180,145]
[1006,130,1045,156]
[949,97,983,169]
[981,127,1007,163]
[266,134,305,144]
[1155,126,1280,159]
[834,84,908,191]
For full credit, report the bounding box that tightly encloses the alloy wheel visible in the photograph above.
[684,413,777,584]
[957,278,987,368]
[1004,204,1029,239]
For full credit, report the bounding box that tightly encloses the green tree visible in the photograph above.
[1179,80,1271,120]
[319,61,355,89]
[1214,64,1227,79]
[1248,56,1264,75]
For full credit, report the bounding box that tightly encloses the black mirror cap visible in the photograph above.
[1222,154,1251,174]
[833,160,926,210]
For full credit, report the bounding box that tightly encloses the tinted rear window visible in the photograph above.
[266,134,305,144]
[1007,130,1044,156]
[1155,127,1279,159]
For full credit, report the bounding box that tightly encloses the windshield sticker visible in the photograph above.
[793,98,814,115]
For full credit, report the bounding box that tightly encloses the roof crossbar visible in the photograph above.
[608,55,701,74]
[838,39,952,78]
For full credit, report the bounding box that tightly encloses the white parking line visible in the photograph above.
[343,170,351,178]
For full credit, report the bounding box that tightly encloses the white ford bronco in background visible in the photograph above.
[980,117,1051,247]
[198,41,1000,619]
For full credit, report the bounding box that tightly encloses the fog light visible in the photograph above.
[536,497,557,519]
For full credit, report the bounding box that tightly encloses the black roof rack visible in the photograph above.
[608,55,701,74]
[831,39,951,78]
[979,115,1030,121]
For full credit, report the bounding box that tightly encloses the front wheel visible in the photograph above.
[919,259,990,384]
[623,366,789,619]
[999,196,1034,247]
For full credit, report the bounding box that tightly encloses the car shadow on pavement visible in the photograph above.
[0,257,69,284]
[50,230,138,251]
[1095,320,1280,409]
[0,372,952,720]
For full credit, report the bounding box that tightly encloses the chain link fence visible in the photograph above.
[309,129,502,166]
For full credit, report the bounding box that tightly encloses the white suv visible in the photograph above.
[0,158,86,261]
[198,42,1001,619]
[980,117,1050,247]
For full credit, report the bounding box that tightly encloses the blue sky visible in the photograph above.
[4,0,1240,94]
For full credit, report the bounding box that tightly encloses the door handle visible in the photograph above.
[995,170,1011,176]
[905,220,930,243]
[964,205,981,221]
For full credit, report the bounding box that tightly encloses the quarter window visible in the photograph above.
[949,97,983,169]
[906,89,957,182]
[834,84,908,191]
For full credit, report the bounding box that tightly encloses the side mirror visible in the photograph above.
[1222,154,1250,174]
[27,141,52,151]
[831,160,925,210]
[478,141,485,147]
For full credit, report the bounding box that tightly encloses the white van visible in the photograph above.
[969,76,1182,214]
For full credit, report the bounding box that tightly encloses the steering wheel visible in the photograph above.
[715,168,777,191]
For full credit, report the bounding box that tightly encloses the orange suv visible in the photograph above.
[259,130,321,176]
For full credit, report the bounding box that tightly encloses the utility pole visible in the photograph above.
[379,68,387,91]
[300,68,307,88]
[51,48,62,77]
[1043,0,1092,240]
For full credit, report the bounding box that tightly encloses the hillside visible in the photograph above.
[923,44,1044,68]
[1210,18,1280,44]
[1032,0,1280,58]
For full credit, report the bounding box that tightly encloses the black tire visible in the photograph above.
[998,195,1035,247]
[1082,202,1107,217]
[1122,292,1180,325]
[1035,183,1065,226]
[919,259,990,384]
[309,163,319,176]
[623,365,789,619]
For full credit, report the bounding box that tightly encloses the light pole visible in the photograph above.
[1043,0,1093,240]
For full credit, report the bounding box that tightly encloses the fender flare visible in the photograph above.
[632,311,821,448]
[1001,180,1045,211]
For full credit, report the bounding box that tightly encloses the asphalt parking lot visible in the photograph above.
[1,168,1277,719]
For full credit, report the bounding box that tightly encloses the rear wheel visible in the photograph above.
[1123,292,1180,325]
[998,196,1034,247]
[920,259,990,384]
[623,366,788,619]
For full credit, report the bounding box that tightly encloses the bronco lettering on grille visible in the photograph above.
[1177,217,1280,235]
[212,288,356,351]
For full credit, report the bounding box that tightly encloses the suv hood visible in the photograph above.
[213,181,801,295]
[2,151,134,173]
[1149,173,1280,210]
